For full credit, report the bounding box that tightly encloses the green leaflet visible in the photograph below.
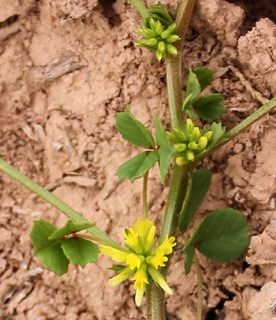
[115,107,155,149]
[183,209,249,274]
[193,93,225,121]
[178,168,212,232]
[116,151,159,183]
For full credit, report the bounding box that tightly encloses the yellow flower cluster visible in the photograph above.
[100,219,176,306]
[167,119,213,166]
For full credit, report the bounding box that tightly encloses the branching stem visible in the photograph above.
[0,157,119,248]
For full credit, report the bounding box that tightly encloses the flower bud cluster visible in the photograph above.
[136,18,180,61]
[167,119,213,166]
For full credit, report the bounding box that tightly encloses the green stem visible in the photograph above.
[128,0,149,20]
[198,97,276,163]
[194,251,203,320]
[146,280,166,320]
[143,171,149,219]
[0,157,119,248]
[146,2,196,319]
[166,0,196,129]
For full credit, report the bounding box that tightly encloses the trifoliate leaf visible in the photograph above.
[207,122,225,146]
[186,69,201,103]
[193,93,225,121]
[155,115,175,184]
[187,209,249,262]
[115,107,155,148]
[192,66,214,91]
[116,151,159,182]
[178,168,212,232]
[61,238,99,268]
[49,221,95,241]
[30,220,69,275]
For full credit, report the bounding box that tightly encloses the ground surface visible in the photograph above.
[0,0,276,319]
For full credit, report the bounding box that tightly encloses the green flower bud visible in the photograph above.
[176,156,186,166]
[166,44,178,56]
[191,127,201,141]
[155,20,164,35]
[188,141,198,150]
[186,150,195,162]
[174,143,187,152]
[149,18,157,31]
[173,128,186,141]
[166,23,177,34]
[166,34,180,43]
[197,136,208,151]
[138,27,156,39]
[144,38,158,47]
[156,49,163,62]
[158,41,166,53]
[161,28,171,39]
[166,131,178,143]
[186,119,194,137]
[203,131,213,141]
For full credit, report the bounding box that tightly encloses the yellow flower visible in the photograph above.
[99,246,129,263]
[148,266,172,295]
[109,266,134,286]
[132,264,148,306]
[100,219,176,306]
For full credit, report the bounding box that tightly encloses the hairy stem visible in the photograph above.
[143,171,149,219]
[128,0,149,20]
[147,1,196,319]
[0,157,118,248]
[194,251,203,320]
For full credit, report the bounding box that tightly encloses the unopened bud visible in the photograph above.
[191,127,201,141]
[144,38,158,47]
[158,41,166,53]
[138,27,156,39]
[176,156,186,166]
[166,34,180,43]
[155,20,164,35]
[197,136,208,150]
[166,23,177,34]
[166,44,177,56]
[161,28,171,39]
[186,150,195,162]
[173,128,186,141]
[188,141,198,150]
[186,119,194,136]
[174,143,187,152]
[203,131,213,141]
[156,49,163,61]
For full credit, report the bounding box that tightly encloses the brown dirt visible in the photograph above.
[0,0,276,319]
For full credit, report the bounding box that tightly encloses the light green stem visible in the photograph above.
[0,157,120,249]
[194,251,203,320]
[143,171,149,219]
[128,0,149,20]
[146,1,196,319]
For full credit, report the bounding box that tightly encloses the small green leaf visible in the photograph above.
[193,93,225,121]
[186,69,201,103]
[183,244,195,275]
[61,238,99,268]
[208,122,225,146]
[192,66,214,91]
[191,209,249,262]
[182,93,197,119]
[115,107,155,148]
[30,220,69,275]
[49,221,95,241]
[155,115,175,183]
[116,151,159,182]
[179,168,212,232]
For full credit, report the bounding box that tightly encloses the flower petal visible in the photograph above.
[148,266,172,295]
[109,267,134,286]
